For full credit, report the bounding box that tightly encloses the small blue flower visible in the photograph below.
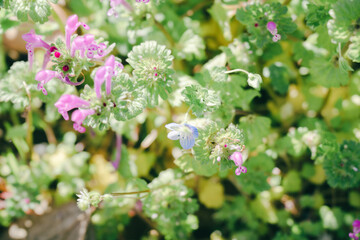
[165,123,199,149]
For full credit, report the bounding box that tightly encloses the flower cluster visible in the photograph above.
[266,21,281,42]
[23,14,114,96]
[22,15,124,133]
[350,219,360,240]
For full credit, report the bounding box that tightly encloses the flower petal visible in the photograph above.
[165,123,182,131]
[180,133,195,149]
[185,124,198,138]
[167,131,180,140]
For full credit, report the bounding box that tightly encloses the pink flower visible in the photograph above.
[22,30,51,70]
[71,34,115,59]
[71,109,95,133]
[35,70,84,95]
[229,152,247,176]
[272,34,281,42]
[54,94,91,120]
[266,21,277,33]
[94,55,123,99]
[266,21,281,42]
[107,0,133,17]
[35,70,62,95]
[65,15,90,49]
[350,219,360,240]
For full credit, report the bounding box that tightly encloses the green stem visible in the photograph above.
[183,106,193,123]
[0,35,6,73]
[23,82,33,163]
[224,69,250,75]
[154,19,176,47]
[111,189,150,196]
[51,8,65,33]
[228,175,250,200]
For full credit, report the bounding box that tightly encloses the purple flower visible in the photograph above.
[35,70,84,95]
[266,21,281,42]
[65,15,90,50]
[54,94,91,120]
[107,0,133,17]
[22,30,51,70]
[35,70,62,95]
[165,123,199,149]
[267,21,277,33]
[229,152,247,176]
[350,220,360,240]
[71,34,115,59]
[71,109,95,133]
[94,55,123,99]
[71,34,95,57]
[272,34,281,42]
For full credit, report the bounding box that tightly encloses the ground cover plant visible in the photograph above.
[0,0,359,239]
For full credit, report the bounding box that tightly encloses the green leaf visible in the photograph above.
[346,32,360,63]
[176,29,205,61]
[239,115,271,150]
[323,140,360,189]
[10,0,52,23]
[305,3,331,28]
[237,154,274,194]
[208,1,232,40]
[349,191,360,208]
[112,73,146,121]
[126,41,174,107]
[204,66,229,84]
[283,170,302,193]
[292,42,314,67]
[269,64,289,94]
[339,56,354,72]
[174,154,218,177]
[332,0,360,26]
[309,57,349,87]
[235,2,297,48]
[143,169,199,239]
[181,84,221,117]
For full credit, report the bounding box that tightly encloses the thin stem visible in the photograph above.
[135,207,159,232]
[50,8,65,33]
[112,134,122,169]
[154,19,176,47]
[183,106,193,123]
[235,109,253,116]
[0,35,6,73]
[36,109,57,144]
[224,69,250,75]
[181,1,212,18]
[318,88,331,118]
[228,175,250,200]
[23,82,33,163]
[111,189,151,196]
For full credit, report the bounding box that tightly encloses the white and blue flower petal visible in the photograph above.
[167,131,180,140]
[180,133,195,149]
[185,124,198,138]
[165,123,182,131]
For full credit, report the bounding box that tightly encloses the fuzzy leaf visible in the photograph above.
[176,29,205,61]
[181,84,221,117]
[346,32,360,63]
